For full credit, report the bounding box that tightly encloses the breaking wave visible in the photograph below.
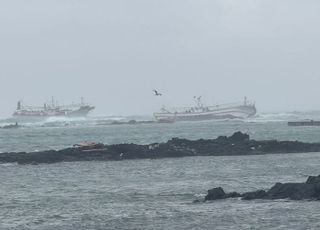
[1,115,154,128]
[247,111,320,123]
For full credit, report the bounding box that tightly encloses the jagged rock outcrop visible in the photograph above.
[204,175,320,201]
[205,187,241,200]
[1,132,320,165]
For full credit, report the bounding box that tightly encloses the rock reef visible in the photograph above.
[0,122,20,129]
[1,131,320,165]
[204,175,320,201]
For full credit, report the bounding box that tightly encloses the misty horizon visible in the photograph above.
[1,0,320,118]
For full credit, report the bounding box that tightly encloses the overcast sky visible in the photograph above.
[0,0,319,117]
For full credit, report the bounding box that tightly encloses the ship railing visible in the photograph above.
[19,105,47,111]
[19,103,92,111]
[206,101,254,110]
[59,103,92,109]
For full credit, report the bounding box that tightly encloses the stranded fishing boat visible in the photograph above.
[154,97,256,122]
[13,97,95,120]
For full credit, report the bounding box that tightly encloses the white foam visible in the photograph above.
[44,116,86,123]
[246,111,320,123]
[0,163,18,167]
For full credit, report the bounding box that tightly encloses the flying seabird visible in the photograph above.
[153,89,162,96]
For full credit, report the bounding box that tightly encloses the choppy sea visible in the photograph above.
[1,112,320,229]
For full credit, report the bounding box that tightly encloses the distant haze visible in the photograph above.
[0,0,320,118]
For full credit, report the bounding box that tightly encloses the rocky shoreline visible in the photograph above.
[202,175,320,201]
[1,131,320,165]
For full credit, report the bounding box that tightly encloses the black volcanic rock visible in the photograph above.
[204,175,320,201]
[266,181,320,200]
[110,120,156,125]
[1,132,320,165]
[226,192,242,198]
[242,190,267,200]
[205,187,227,200]
[204,187,242,201]
[0,122,20,129]
[306,175,320,184]
[229,131,250,142]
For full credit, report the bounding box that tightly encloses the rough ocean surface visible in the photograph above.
[1,114,320,229]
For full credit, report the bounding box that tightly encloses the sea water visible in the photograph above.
[1,113,320,229]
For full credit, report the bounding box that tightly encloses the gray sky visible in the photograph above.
[0,0,320,117]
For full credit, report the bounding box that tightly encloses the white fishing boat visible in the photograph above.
[13,97,95,120]
[154,97,256,122]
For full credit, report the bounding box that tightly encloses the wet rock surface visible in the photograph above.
[110,120,156,125]
[204,175,320,201]
[205,187,241,200]
[2,131,320,165]
[0,122,20,129]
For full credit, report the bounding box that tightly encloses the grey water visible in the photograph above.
[1,113,320,229]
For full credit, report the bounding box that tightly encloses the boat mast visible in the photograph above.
[17,101,22,110]
[194,96,203,108]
